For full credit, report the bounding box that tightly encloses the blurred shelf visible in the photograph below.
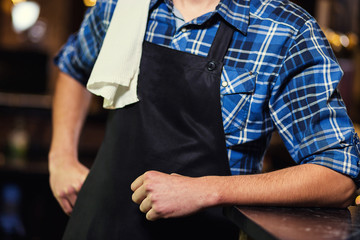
[0,161,49,176]
[0,92,52,109]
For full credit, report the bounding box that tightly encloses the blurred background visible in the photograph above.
[0,0,359,239]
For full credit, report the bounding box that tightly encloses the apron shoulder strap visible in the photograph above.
[207,19,235,61]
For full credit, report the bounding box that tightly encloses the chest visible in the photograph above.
[144,3,294,92]
[142,2,296,136]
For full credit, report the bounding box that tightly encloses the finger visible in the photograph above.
[59,197,73,216]
[132,184,147,204]
[131,174,145,191]
[139,196,152,213]
[67,186,78,207]
[146,208,159,221]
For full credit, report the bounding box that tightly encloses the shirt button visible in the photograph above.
[181,27,187,33]
[222,81,228,87]
[207,61,216,71]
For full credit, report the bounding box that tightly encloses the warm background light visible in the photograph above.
[324,29,359,53]
[11,0,26,4]
[11,1,40,32]
[83,0,96,7]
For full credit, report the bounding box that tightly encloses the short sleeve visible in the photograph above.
[269,18,360,186]
[54,0,116,85]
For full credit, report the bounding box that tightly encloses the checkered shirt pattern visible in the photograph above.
[54,0,360,185]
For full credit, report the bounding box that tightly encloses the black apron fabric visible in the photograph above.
[62,19,239,240]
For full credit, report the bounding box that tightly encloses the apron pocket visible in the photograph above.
[220,66,256,134]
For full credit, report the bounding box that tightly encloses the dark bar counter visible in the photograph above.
[225,206,360,240]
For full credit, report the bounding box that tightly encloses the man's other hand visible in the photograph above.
[49,155,89,215]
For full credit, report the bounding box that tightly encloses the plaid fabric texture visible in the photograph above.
[55,0,360,185]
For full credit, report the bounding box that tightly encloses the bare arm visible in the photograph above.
[49,72,92,215]
[131,164,356,221]
[214,164,356,207]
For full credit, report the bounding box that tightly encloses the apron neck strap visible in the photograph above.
[207,19,235,62]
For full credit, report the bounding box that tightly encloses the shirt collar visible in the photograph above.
[149,0,250,35]
[216,0,250,35]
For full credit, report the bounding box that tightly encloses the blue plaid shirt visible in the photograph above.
[55,0,360,185]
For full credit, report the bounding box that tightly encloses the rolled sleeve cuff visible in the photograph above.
[302,131,360,188]
[53,35,91,86]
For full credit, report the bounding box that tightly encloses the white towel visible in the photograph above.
[87,0,151,109]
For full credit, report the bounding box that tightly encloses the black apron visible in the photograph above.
[62,19,239,240]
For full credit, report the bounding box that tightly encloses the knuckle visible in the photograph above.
[67,187,75,195]
[152,203,165,216]
[147,193,156,203]
[144,170,159,179]
[58,190,67,198]
[143,171,153,180]
[143,182,153,192]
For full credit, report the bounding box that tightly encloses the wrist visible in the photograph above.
[48,148,78,171]
[199,176,224,208]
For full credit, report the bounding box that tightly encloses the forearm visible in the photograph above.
[48,72,92,214]
[207,164,356,208]
[49,72,92,167]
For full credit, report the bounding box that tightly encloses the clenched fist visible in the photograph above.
[131,171,220,221]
